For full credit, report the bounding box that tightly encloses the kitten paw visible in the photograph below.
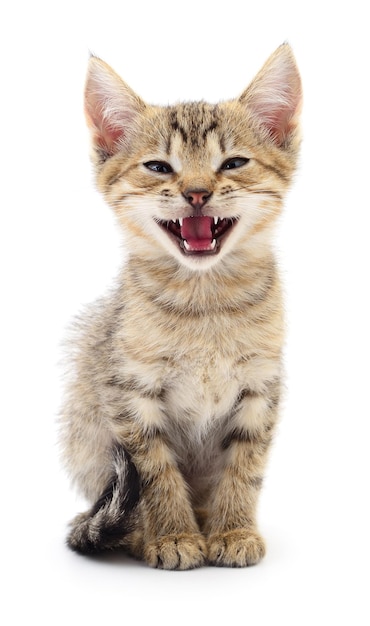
[207,529,265,567]
[145,533,207,570]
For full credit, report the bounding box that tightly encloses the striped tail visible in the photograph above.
[67,446,140,554]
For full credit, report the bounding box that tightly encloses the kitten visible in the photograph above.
[61,44,302,569]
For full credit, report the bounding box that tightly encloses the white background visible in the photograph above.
[1,1,369,624]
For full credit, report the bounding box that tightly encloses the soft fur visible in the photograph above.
[60,44,302,569]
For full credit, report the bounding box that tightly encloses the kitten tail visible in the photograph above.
[67,447,140,554]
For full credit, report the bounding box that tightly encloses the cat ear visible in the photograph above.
[84,56,146,159]
[239,43,302,146]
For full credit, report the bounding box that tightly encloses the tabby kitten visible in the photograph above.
[61,44,301,569]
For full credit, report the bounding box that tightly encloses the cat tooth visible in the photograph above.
[214,217,220,225]
[179,218,183,226]
[183,239,190,250]
[210,239,216,249]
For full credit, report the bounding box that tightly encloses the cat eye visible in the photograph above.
[221,157,250,171]
[144,161,174,174]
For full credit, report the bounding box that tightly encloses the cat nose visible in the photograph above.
[183,188,213,211]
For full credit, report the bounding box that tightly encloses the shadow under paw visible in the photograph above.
[145,533,207,570]
[207,528,266,567]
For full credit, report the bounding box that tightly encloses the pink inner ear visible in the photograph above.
[85,95,125,156]
[242,46,302,147]
[84,57,146,158]
[249,80,301,146]
[94,122,124,156]
[265,104,298,145]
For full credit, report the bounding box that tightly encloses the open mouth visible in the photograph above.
[157,216,237,255]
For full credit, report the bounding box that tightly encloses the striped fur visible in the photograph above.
[67,446,140,553]
[60,44,302,569]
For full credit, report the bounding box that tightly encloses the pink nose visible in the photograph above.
[183,189,212,210]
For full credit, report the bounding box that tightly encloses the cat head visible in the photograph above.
[84,44,302,271]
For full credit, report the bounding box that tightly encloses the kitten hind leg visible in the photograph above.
[67,446,140,554]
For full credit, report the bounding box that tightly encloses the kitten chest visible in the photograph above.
[120,312,280,430]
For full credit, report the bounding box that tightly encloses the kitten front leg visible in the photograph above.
[116,420,206,570]
[206,386,278,567]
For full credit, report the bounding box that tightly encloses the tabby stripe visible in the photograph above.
[107,376,165,400]
[221,426,273,451]
[67,446,140,554]
[254,158,289,183]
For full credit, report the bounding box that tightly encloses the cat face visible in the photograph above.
[84,45,301,271]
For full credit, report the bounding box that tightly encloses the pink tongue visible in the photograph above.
[181,216,213,250]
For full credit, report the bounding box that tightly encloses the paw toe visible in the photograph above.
[208,529,265,567]
[145,533,207,570]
